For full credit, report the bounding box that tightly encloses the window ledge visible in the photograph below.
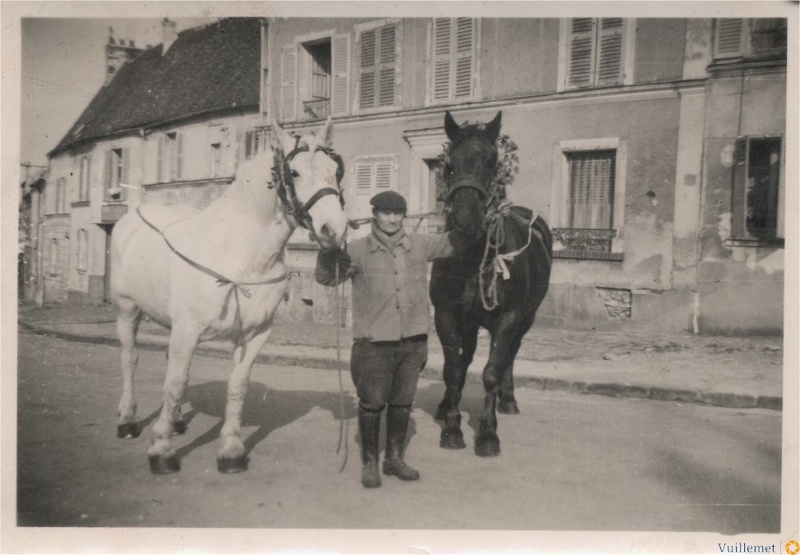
[725,238,784,249]
[71,200,90,208]
[553,250,624,261]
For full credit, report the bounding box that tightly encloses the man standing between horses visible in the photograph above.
[316,190,471,488]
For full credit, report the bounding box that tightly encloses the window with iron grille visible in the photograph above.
[550,139,624,258]
[358,22,398,110]
[430,18,478,104]
[731,136,783,241]
[566,150,616,229]
[563,18,629,90]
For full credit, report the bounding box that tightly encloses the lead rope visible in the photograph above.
[334,255,350,472]
[478,203,535,311]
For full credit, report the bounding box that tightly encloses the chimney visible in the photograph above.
[162,18,178,55]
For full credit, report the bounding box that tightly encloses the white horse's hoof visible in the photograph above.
[149,455,180,474]
[117,422,140,439]
[217,457,248,474]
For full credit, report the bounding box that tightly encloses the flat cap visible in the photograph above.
[370,190,407,212]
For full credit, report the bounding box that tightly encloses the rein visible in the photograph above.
[136,207,287,358]
[478,205,537,311]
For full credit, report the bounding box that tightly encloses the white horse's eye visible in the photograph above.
[290,170,300,178]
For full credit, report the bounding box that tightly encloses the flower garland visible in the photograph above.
[436,131,519,208]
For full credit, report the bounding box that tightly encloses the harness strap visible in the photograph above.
[136,207,287,357]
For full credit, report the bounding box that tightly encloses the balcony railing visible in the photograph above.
[552,227,617,252]
[302,98,331,121]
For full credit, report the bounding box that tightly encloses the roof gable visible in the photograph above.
[51,18,262,156]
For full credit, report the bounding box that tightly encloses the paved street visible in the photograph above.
[16,330,781,537]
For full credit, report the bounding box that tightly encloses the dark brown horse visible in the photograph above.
[430,111,552,457]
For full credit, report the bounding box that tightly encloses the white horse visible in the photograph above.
[110,118,348,474]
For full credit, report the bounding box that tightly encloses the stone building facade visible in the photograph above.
[34,16,788,335]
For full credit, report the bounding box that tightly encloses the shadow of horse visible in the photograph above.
[137,380,359,463]
[414,381,486,450]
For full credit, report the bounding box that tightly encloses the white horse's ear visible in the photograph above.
[316,116,334,149]
[270,117,293,150]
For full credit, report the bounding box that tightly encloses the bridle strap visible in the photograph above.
[274,137,345,231]
[302,186,343,213]
[448,176,487,200]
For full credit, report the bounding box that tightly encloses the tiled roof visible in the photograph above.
[50,18,262,157]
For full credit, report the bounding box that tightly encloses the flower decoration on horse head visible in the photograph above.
[436,127,519,209]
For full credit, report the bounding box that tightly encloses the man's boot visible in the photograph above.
[358,407,382,488]
[383,405,420,481]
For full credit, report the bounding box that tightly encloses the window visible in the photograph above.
[352,154,397,229]
[244,129,267,159]
[565,150,616,229]
[550,138,626,258]
[430,18,478,104]
[280,34,350,122]
[78,156,91,202]
[77,228,88,272]
[560,18,633,90]
[105,148,129,201]
[713,19,787,60]
[54,177,67,214]
[357,21,399,111]
[731,136,783,241]
[210,143,221,178]
[157,132,183,182]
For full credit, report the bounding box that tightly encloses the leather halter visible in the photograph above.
[447,175,487,201]
[272,136,345,231]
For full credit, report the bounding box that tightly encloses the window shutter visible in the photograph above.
[121,148,130,199]
[331,34,350,116]
[359,29,376,109]
[355,163,372,195]
[360,24,396,110]
[568,18,595,88]
[375,161,392,190]
[105,150,113,193]
[731,138,749,237]
[378,25,396,107]
[715,19,744,58]
[454,18,474,98]
[157,136,164,182]
[432,19,451,101]
[280,45,298,121]
[176,134,184,179]
[596,18,624,85]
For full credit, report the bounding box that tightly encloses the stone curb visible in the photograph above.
[19,322,782,412]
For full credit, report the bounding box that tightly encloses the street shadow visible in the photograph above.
[649,448,781,533]
[138,381,358,461]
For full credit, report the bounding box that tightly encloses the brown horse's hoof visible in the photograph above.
[149,455,180,474]
[440,428,466,449]
[497,400,520,415]
[475,431,500,457]
[117,422,140,439]
[217,457,248,474]
[173,420,188,435]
